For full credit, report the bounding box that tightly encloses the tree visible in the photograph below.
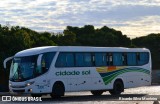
[64,25,131,47]
[132,33,160,69]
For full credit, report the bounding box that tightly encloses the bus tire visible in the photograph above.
[109,80,124,95]
[50,82,65,98]
[91,90,103,96]
[31,94,42,97]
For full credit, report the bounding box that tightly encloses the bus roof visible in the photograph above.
[15,46,150,57]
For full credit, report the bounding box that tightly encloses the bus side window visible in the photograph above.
[42,52,55,72]
[127,52,136,66]
[108,53,113,66]
[66,53,74,67]
[56,52,74,67]
[75,53,84,67]
[113,53,123,66]
[136,53,140,62]
[75,53,92,67]
[91,53,95,66]
[137,52,149,65]
[122,53,127,66]
[55,53,66,67]
[84,53,92,67]
[95,53,107,66]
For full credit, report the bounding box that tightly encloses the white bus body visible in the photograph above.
[6,46,151,97]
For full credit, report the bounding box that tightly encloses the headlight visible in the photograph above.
[26,81,35,87]
[9,83,11,86]
[26,83,31,86]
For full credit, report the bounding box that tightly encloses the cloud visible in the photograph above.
[106,5,160,20]
[112,16,160,38]
[1,0,160,38]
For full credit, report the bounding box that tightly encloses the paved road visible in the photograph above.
[0,85,160,104]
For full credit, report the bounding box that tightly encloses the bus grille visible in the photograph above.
[11,85,25,88]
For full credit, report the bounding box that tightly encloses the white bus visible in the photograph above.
[4,46,151,97]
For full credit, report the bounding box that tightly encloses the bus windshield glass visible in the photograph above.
[10,55,38,82]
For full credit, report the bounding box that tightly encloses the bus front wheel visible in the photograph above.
[109,80,124,95]
[50,82,65,98]
[91,90,104,96]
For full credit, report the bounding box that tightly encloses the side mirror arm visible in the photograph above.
[3,56,13,69]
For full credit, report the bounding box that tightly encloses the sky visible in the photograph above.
[1,0,160,38]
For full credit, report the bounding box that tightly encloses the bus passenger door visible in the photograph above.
[34,54,51,93]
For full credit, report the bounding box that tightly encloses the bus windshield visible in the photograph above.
[10,52,56,82]
[10,55,38,82]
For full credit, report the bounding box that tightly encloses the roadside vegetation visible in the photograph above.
[0,24,160,90]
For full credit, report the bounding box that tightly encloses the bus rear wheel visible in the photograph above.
[50,82,65,98]
[91,90,103,96]
[109,80,124,95]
